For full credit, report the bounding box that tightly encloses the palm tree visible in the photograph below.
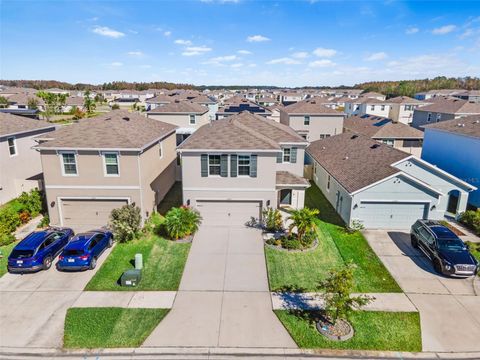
[288,207,319,245]
[83,90,96,115]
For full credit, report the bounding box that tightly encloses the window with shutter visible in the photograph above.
[230,154,237,177]
[220,154,228,177]
[201,154,208,177]
[291,147,297,163]
[250,155,257,177]
[276,151,283,163]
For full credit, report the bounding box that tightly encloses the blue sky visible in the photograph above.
[1,0,479,86]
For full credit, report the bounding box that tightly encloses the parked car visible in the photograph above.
[7,228,74,273]
[411,220,478,277]
[56,230,113,271]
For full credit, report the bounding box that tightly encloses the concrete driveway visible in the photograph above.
[0,246,113,348]
[364,230,480,352]
[143,225,296,348]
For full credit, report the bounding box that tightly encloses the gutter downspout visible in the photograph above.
[137,153,145,225]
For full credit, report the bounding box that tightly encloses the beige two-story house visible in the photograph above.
[177,111,310,226]
[34,110,177,231]
[0,113,56,204]
[280,99,345,142]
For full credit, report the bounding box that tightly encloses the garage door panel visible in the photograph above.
[197,201,261,227]
[62,199,128,231]
[357,202,427,229]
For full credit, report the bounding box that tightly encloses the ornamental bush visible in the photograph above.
[459,210,480,236]
[0,207,21,236]
[109,204,142,243]
[262,207,283,232]
[163,206,202,240]
[17,189,43,217]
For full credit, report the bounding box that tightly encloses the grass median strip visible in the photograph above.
[64,307,168,348]
[275,310,421,351]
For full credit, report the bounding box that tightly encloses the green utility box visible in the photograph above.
[121,269,142,287]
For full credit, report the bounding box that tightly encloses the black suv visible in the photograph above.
[411,220,478,277]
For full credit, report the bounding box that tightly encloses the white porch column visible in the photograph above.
[456,191,469,218]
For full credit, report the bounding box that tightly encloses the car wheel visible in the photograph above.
[433,259,443,274]
[107,237,113,248]
[89,257,97,270]
[43,256,52,270]
[410,235,419,249]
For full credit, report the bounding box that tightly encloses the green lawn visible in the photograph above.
[466,241,480,262]
[276,310,421,352]
[265,182,401,293]
[64,307,168,348]
[0,242,16,277]
[85,234,190,291]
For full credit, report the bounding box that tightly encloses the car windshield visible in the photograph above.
[10,249,34,258]
[64,249,84,256]
[437,238,465,251]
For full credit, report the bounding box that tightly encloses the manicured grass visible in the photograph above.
[0,242,16,277]
[64,307,168,348]
[265,182,401,293]
[466,241,480,262]
[275,310,422,352]
[85,234,190,291]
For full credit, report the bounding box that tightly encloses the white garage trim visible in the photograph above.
[184,187,275,192]
[57,196,131,227]
[360,199,432,204]
[46,185,141,190]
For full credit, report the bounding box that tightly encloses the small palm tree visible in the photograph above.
[164,206,202,240]
[288,207,319,245]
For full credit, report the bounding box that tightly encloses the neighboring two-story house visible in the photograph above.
[34,110,177,231]
[0,113,56,204]
[387,96,424,124]
[411,97,480,129]
[146,100,209,145]
[344,98,392,118]
[216,97,271,119]
[307,132,475,229]
[279,99,345,142]
[422,116,480,211]
[177,111,309,226]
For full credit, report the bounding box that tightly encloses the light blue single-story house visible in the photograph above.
[306,132,476,229]
[422,116,480,211]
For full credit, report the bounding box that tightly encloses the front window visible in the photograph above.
[382,139,394,147]
[61,153,77,175]
[238,155,251,176]
[427,112,432,122]
[304,116,310,125]
[370,105,375,111]
[104,153,119,175]
[405,105,413,111]
[208,155,221,176]
[381,105,385,111]
[189,114,196,125]
[7,137,16,156]
[283,148,291,163]
[436,113,441,122]
[319,134,330,139]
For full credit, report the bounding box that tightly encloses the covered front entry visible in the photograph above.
[60,198,128,231]
[356,201,429,229]
[196,200,262,227]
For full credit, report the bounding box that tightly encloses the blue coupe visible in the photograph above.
[56,230,113,271]
[8,228,74,273]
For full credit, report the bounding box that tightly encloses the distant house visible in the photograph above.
[307,132,475,229]
[280,92,304,105]
[145,94,172,111]
[191,95,218,121]
[216,97,271,119]
[453,90,480,103]
[359,92,386,101]
[34,110,177,231]
[177,112,310,226]
[0,113,56,204]
[387,96,425,124]
[280,99,345,142]
[422,116,480,211]
[414,89,464,100]
[344,98,391,118]
[343,114,424,156]
[411,97,480,129]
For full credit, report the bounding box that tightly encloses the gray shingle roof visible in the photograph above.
[423,115,480,139]
[416,97,480,114]
[276,171,310,187]
[34,110,177,150]
[344,115,423,139]
[0,112,55,137]
[306,132,409,193]
[282,99,343,115]
[146,101,208,114]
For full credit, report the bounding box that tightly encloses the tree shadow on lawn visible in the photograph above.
[275,285,318,311]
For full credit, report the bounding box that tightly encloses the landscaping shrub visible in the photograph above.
[346,219,365,234]
[18,210,31,224]
[281,236,302,250]
[262,207,283,232]
[109,204,142,243]
[0,206,21,235]
[0,233,16,246]
[459,210,480,236]
[163,206,202,240]
[288,207,319,247]
[17,189,43,217]
[37,215,50,228]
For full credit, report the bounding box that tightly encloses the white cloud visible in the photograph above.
[140,64,152,69]
[202,55,237,65]
[308,59,336,67]
[238,50,252,55]
[247,34,270,42]
[164,31,171,37]
[182,46,212,56]
[312,47,337,57]
[292,51,309,59]
[231,63,243,68]
[405,27,419,35]
[266,57,301,65]
[92,26,125,38]
[364,52,388,61]
[127,51,144,57]
[110,62,123,67]
[175,39,192,45]
[432,24,456,35]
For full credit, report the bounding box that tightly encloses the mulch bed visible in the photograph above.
[264,236,319,253]
[316,316,354,341]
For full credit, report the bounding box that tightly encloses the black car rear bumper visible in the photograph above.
[7,264,43,273]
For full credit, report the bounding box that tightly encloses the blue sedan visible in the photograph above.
[56,230,113,271]
[8,228,74,273]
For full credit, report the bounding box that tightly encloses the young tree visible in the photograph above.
[0,96,8,108]
[288,207,319,245]
[27,97,39,110]
[83,90,96,115]
[37,91,68,121]
[109,204,142,243]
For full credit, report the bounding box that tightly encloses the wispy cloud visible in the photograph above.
[92,26,125,38]
[364,52,388,61]
[140,64,152,69]
[247,34,270,42]
[312,47,337,57]
[266,57,301,65]
[237,49,252,55]
[405,26,419,35]
[308,59,335,67]
[175,39,192,45]
[164,31,171,37]
[127,51,144,57]
[292,51,309,59]
[231,63,243,68]
[432,24,456,35]
[110,62,123,67]
[182,46,212,56]
[203,55,237,65]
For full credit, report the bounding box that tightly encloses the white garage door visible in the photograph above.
[61,199,128,232]
[196,200,262,227]
[357,202,428,229]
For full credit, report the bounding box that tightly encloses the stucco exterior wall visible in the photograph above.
[147,112,209,130]
[283,114,344,142]
[411,110,456,129]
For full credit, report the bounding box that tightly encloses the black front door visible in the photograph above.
[447,193,459,214]
[280,189,292,205]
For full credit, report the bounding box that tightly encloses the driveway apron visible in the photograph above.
[143,225,296,348]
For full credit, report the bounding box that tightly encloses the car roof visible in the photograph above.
[64,232,99,249]
[420,220,459,239]
[15,231,50,249]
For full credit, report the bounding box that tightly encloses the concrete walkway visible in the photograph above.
[13,215,43,239]
[143,225,296,348]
